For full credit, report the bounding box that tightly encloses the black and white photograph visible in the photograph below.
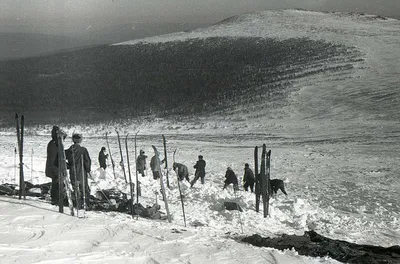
[0,1,399,263]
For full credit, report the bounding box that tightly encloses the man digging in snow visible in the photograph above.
[223,167,239,191]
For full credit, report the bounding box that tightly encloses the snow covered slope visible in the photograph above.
[116,9,400,138]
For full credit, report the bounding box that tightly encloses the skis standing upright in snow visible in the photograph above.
[15,114,25,200]
[152,145,171,223]
[162,135,170,188]
[14,146,17,185]
[57,130,74,216]
[173,149,186,227]
[254,146,260,212]
[266,149,271,215]
[260,144,269,218]
[105,132,116,179]
[116,131,128,183]
[125,134,135,219]
[134,131,140,220]
[81,154,87,214]
[71,144,81,216]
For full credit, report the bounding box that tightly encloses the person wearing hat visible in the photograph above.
[45,125,66,205]
[190,155,206,187]
[223,167,239,191]
[98,147,108,170]
[150,150,164,180]
[243,163,255,192]
[65,133,92,208]
[136,149,148,177]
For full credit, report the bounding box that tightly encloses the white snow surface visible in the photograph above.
[0,134,346,264]
[0,133,399,263]
[1,9,399,264]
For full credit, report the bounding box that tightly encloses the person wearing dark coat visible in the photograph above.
[190,155,206,187]
[150,150,164,180]
[223,167,239,191]
[98,147,108,170]
[173,162,190,182]
[45,126,66,205]
[65,133,92,208]
[243,163,255,192]
[136,149,148,176]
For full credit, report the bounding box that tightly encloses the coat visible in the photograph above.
[65,143,91,182]
[224,169,238,185]
[136,154,148,171]
[194,159,206,178]
[45,139,59,178]
[150,155,160,172]
[243,167,255,184]
[98,150,108,169]
[173,162,189,180]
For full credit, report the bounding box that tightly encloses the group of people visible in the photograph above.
[45,126,257,206]
[222,163,255,192]
[136,150,207,188]
[102,145,255,193]
[45,126,91,207]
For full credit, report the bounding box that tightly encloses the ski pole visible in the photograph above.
[134,131,140,220]
[31,148,33,184]
[173,149,186,227]
[125,133,135,219]
[71,146,81,213]
[14,146,17,185]
[81,155,87,215]
[116,131,128,183]
[105,132,116,180]
[176,170,187,227]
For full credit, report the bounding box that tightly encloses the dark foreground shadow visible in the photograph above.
[242,230,400,264]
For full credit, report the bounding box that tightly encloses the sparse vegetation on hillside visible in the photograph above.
[0,37,361,126]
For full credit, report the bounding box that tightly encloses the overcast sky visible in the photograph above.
[1,0,399,35]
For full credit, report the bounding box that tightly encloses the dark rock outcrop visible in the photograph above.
[242,230,400,264]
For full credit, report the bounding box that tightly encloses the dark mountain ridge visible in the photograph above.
[0,34,361,126]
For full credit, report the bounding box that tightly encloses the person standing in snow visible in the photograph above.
[98,147,108,170]
[223,167,239,191]
[173,162,190,182]
[65,133,92,208]
[190,155,206,187]
[45,125,66,205]
[243,163,255,192]
[136,149,148,176]
[150,150,164,180]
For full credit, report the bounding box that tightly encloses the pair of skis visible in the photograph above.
[57,131,75,216]
[173,149,187,227]
[112,131,139,219]
[255,144,271,217]
[15,114,25,200]
[57,132,89,217]
[124,132,140,220]
[107,132,186,226]
[152,134,172,223]
[105,132,116,180]
[152,135,187,226]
